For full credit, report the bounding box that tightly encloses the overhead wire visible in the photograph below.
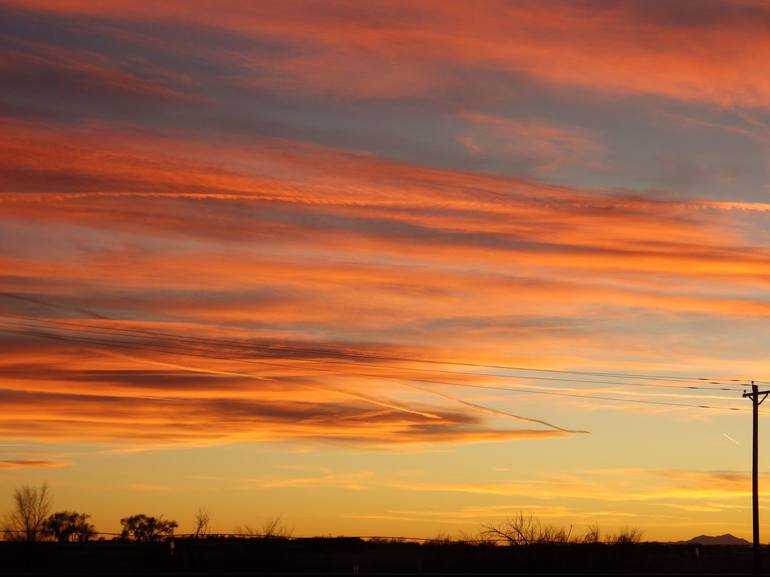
[0,315,749,394]
[0,318,755,413]
[0,313,750,386]
[0,320,728,393]
[0,322,745,407]
[400,378,749,413]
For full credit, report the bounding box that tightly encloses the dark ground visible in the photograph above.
[0,538,764,576]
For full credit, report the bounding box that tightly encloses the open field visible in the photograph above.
[0,538,761,575]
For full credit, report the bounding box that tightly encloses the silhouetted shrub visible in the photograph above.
[611,526,643,544]
[583,522,601,544]
[235,515,293,539]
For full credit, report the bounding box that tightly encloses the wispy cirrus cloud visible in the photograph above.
[6,0,770,107]
[0,114,769,447]
[395,468,756,502]
[456,112,604,175]
[0,459,66,469]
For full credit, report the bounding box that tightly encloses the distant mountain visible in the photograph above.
[681,534,750,546]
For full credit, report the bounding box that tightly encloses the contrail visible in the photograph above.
[0,313,585,428]
[0,292,108,319]
[400,381,589,434]
[699,201,770,213]
[95,348,443,421]
[723,432,741,446]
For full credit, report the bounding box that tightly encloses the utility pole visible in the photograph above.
[744,381,770,575]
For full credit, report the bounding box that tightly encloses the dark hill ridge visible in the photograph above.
[679,534,750,546]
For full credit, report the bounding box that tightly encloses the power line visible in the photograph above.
[405,378,749,412]
[0,314,749,385]
[0,321,744,405]
[312,359,741,393]
[0,316,748,393]
[0,321,732,393]
[0,320,753,413]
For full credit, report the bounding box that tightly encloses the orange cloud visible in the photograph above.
[7,1,770,106]
[0,460,66,469]
[396,468,756,502]
[0,117,769,446]
[0,36,200,104]
[456,112,604,174]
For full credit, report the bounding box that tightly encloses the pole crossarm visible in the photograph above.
[743,390,770,404]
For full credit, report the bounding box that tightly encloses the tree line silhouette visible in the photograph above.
[2,482,645,546]
[0,483,180,542]
[0,483,297,543]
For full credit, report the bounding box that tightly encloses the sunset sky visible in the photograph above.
[3,0,770,541]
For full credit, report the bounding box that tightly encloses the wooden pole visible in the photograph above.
[744,382,769,575]
[755,382,760,575]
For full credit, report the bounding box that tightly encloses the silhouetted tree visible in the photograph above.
[483,512,572,545]
[483,513,539,545]
[2,483,51,541]
[120,514,178,542]
[193,507,210,538]
[42,511,96,543]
